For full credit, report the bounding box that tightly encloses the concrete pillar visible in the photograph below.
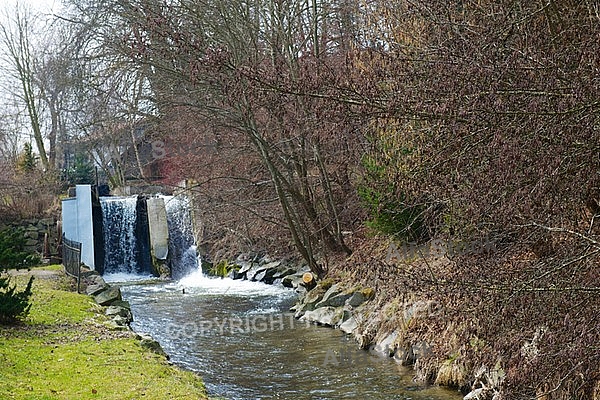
[146,197,170,276]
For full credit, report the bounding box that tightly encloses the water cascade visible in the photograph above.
[101,197,142,274]
[100,194,197,277]
[161,195,198,279]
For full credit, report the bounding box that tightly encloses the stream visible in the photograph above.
[109,271,463,400]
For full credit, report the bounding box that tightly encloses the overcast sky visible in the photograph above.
[1,0,61,15]
[0,0,64,148]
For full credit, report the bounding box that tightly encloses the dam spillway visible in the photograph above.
[62,185,198,278]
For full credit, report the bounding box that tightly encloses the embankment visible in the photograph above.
[0,266,208,400]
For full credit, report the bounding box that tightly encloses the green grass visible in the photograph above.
[0,266,208,400]
[35,264,63,271]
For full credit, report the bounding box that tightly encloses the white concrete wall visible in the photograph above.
[61,184,96,270]
[62,198,78,243]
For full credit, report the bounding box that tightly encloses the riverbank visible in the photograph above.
[291,271,480,397]
[118,269,463,399]
[203,252,474,397]
[0,265,208,400]
[290,233,600,400]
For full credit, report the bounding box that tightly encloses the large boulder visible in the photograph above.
[94,286,122,306]
[105,305,133,319]
[261,260,281,270]
[258,264,286,284]
[229,269,246,280]
[282,274,304,289]
[86,283,109,296]
[110,300,131,310]
[110,315,131,327]
[394,346,413,366]
[80,269,101,279]
[394,341,431,366]
[373,331,398,357]
[88,274,107,286]
[38,217,54,228]
[253,268,277,284]
[316,292,353,308]
[293,285,327,317]
[106,305,133,326]
[339,316,359,334]
[236,262,253,276]
[272,267,297,280]
[137,334,168,358]
[346,288,375,307]
[24,229,39,240]
[315,285,353,308]
[300,306,345,327]
[246,265,267,281]
[103,299,133,329]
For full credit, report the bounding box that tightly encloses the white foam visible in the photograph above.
[177,269,292,297]
[103,272,156,283]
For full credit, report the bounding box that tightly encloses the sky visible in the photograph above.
[1,0,61,15]
[0,0,63,151]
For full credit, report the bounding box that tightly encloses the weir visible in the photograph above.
[101,196,154,275]
[101,197,139,274]
[62,185,198,278]
[162,195,197,279]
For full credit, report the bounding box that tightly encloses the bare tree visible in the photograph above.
[62,0,361,276]
[0,113,22,164]
[56,0,600,397]
[0,3,49,170]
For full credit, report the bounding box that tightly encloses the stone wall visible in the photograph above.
[0,217,61,259]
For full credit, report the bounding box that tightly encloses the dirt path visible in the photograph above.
[8,267,63,279]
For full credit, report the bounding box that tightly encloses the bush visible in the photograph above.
[358,146,429,242]
[0,275,33,324]
[16,142,37,173]
[0,228,39,324]
[0,161,60,220]
[209,260,239,277]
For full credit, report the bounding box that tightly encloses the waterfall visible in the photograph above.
[101,197,140,274]
[100,194,198,278]
[161,195,198,279]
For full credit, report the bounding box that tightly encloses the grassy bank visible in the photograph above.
[0,266,208,400]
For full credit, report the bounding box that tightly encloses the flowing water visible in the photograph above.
[114,271,463,400]
[100,194,198,277]
[160,195,198,279]
[101,197,139,273]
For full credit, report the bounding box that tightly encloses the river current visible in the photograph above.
[107,271,462,400]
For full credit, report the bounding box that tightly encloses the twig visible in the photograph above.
[589,214,599,235]
[519,222,600,248]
